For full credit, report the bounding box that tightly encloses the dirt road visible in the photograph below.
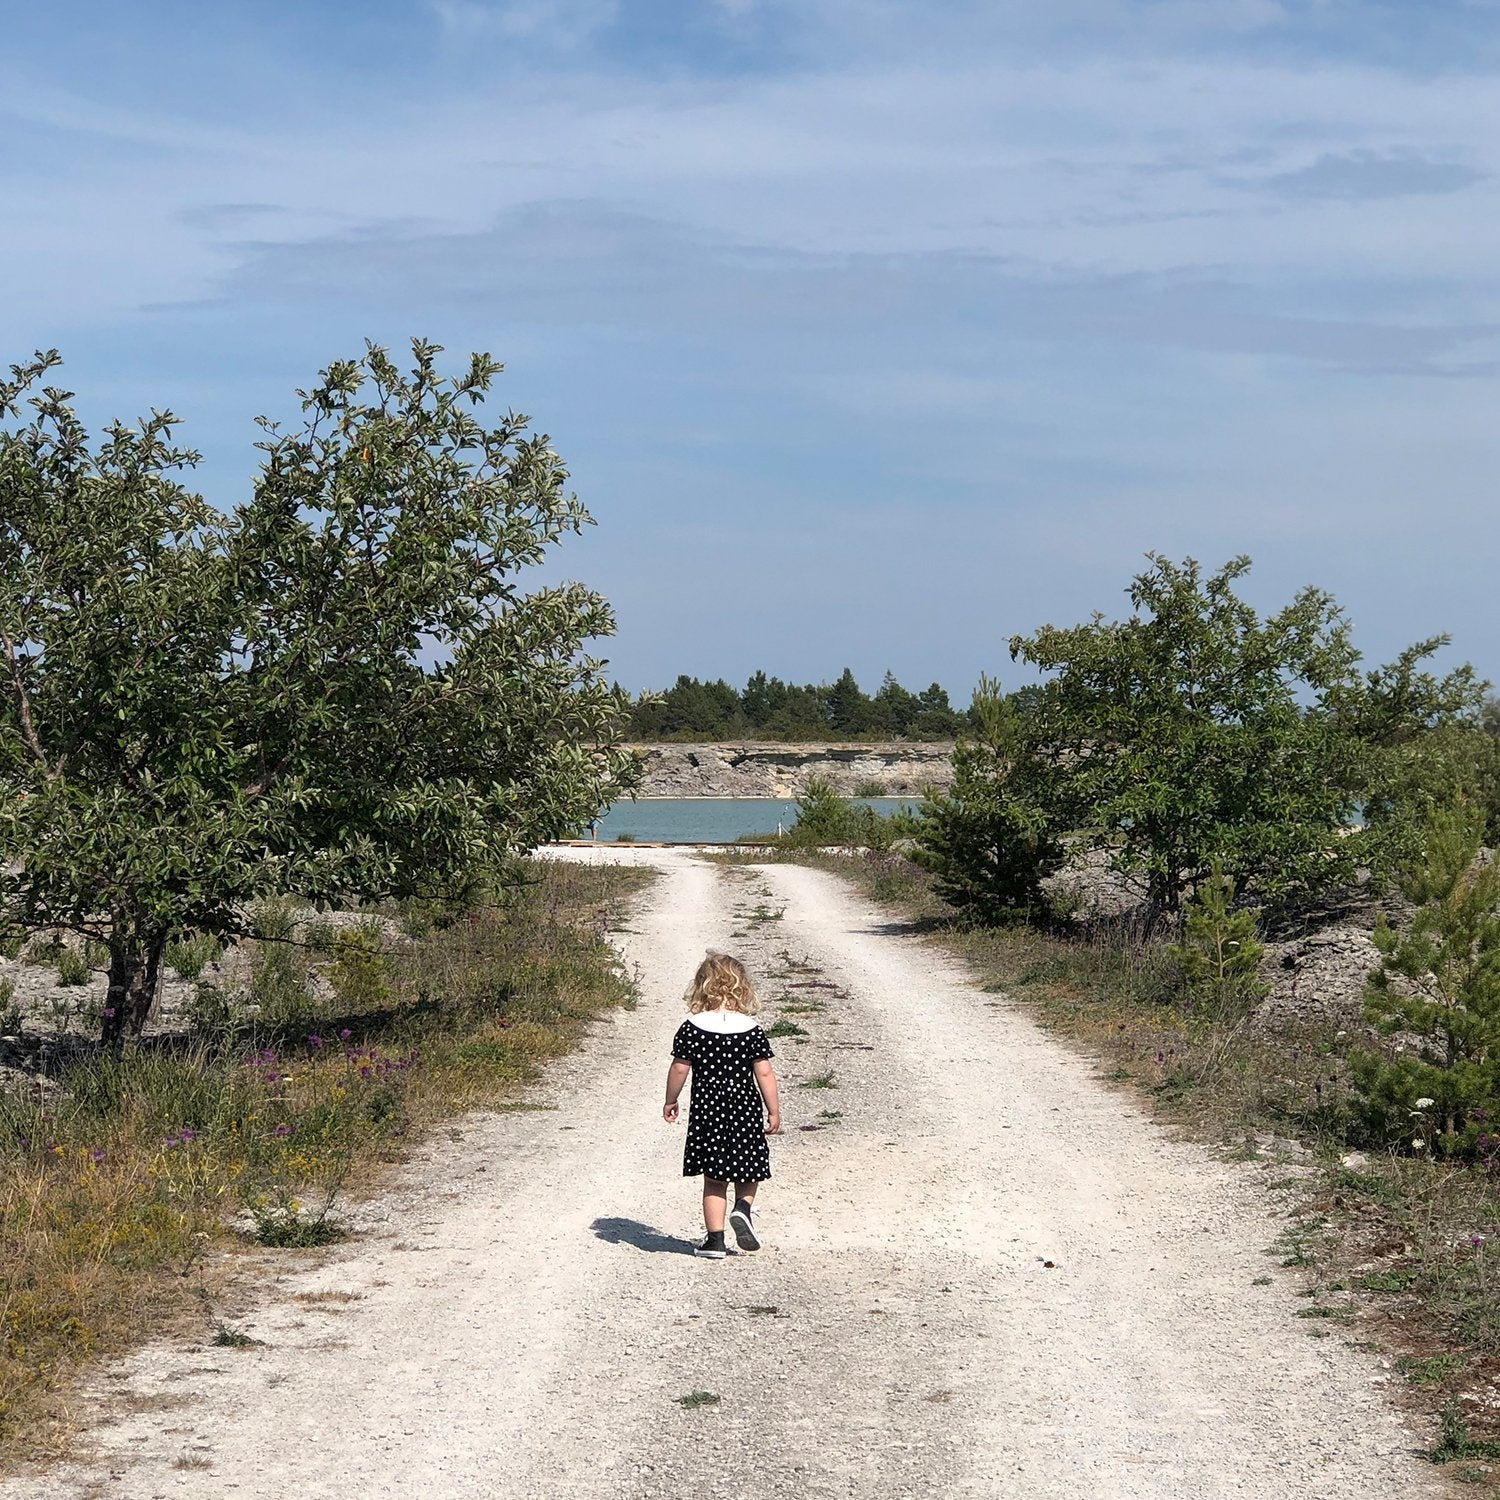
[10,850,1436,1498]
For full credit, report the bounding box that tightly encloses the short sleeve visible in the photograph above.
[671,1021,697,1062]
[748,1026,774,1062]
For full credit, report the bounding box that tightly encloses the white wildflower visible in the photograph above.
[1414,1097,1435,1110]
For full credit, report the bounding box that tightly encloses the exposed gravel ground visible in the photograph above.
[4,850,1439,1498]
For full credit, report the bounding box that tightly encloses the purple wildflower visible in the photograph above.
[307,1034,323,1049]
[272,1124,292,1138]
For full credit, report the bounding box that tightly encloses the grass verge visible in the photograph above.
[761,847,1500,1471]
[0,857,651,1464]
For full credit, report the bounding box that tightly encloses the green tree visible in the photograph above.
[826,667,874,736]
[0,342,635,1043]
[1350,810,1500,1155]
[765,682,831,739]
[1329,640,1492,856]
[1008,554,1479,917]
[914,676,1061,922]
[872,671,920,737]
[910,682,965,739]
[741,670,784,729]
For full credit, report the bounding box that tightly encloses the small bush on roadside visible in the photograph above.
[249,1182,348,1248]
[786,778,853,845]
[1168,862,1267,1020]
[781,778,911,852]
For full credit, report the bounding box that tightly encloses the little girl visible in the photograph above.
[663,952,781,1259]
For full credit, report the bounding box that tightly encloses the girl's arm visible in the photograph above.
[753,1057,781,1135]
[663,1058,690,1123]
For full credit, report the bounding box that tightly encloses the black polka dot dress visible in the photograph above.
[672,1015,775,1182]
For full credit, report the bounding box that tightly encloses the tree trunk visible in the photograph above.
[101,932,166,1045]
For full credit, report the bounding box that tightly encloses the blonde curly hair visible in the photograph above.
[685,951,759,1015]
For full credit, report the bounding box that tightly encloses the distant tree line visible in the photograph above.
[628,668,973,741]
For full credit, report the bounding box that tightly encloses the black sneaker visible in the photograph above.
[728,1204,761,1252]
[694,1234,728,1259]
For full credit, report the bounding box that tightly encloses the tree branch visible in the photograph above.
[0,626,58,779]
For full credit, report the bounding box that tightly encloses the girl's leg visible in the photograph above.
[729,1182,763,1251]
[702,1176,728,1233]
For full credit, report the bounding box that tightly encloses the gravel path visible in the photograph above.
[7,850,1438,1498]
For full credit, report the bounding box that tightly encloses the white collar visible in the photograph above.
[687,1010,759,1034]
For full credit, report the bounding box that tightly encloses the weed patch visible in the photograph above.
[765,1018,808,1039]
[210,1327,264,1349]
[797,1071,837,1090]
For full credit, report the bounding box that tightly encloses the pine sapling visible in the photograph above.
[1351,809,1500,1155]
[1168,860,1267,1018]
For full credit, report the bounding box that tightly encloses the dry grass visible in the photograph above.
[796,847,1500,1468]
[0,858,650,1464]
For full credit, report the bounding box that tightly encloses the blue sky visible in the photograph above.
[2,1,1497,697]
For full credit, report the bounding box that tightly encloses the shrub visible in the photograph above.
[327,922,393,1011]
[1167,862,1267,1020]
[1009,554,1482,915]
[854,779,888,798]
[787,778,854,845]
[914,679,1061,923]
[1350,811,1500,1155]
[185,980,246,1035]
[56,947,91,987]
[781,778,910,851]
[248,899,313,1025]
[0,977,19,1034]
[165,932,222,981]
[300,918,338,954]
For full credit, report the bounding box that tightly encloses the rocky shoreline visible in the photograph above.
[631,741,954,799]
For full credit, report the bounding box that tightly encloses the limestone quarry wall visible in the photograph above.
[632,742,954,799]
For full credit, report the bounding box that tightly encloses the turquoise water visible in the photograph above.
[579,797,920,844]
